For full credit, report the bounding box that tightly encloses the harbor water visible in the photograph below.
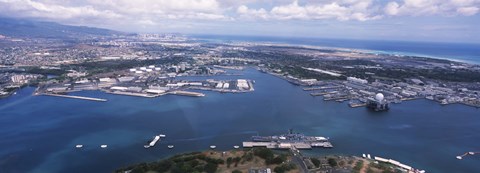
[0,68,479,173]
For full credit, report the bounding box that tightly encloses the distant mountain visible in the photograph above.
[0,17,124,38]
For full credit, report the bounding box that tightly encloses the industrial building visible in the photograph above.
[367,93,389,111]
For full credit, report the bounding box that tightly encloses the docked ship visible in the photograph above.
[243,129,332,149]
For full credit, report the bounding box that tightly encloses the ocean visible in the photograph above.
[0,68,479,173]
[191,35,480,64]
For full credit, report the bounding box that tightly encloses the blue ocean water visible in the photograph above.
[191,35,480,64]
[0,68,479,173]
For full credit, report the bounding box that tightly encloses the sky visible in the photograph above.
[0,0,479,43]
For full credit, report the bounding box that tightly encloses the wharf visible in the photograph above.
[41,93,107,102]
[349,103,367,108]
[323,96,348,101]
[303,86,342,91]
[105,91,160,98]
[169,90,205,97]
[310,91,338,96]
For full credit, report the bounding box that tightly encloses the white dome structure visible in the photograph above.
[375,93,384,101]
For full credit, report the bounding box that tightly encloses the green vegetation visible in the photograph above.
[353,160,364,173]
[252,148,287,165]
[273,163,296,173]
[311,158,320,168]
[328,158,338,167]
[115,152,224,173]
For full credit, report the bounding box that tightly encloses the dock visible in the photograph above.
[303,86,342,91]
[169,90,205,97]
[310,91,338,96]
[41,93,107,102]
[349,103,367,108]
[105,91,161,98]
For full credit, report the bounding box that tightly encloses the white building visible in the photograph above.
[347,77,368,84]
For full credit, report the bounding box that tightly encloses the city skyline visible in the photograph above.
[0,0,479,43]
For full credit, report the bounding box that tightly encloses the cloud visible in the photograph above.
[0,0,121,20]
[384,0,480,16]
[0,0,231,26]
[0,0,478,33]
[237,0,383,21]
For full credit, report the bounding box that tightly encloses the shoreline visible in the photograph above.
[193,36,480,65]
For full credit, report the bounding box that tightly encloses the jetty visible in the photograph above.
[41,93,107,102]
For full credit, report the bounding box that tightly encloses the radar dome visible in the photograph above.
[375,93,384,101]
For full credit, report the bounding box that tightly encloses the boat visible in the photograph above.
[100,145,108,148]
[210,145,216,149]
[75,145,83,148]
[159,134,166,138]
[167,145,174,149]
[456,156,462,160]
[233,145,240,149]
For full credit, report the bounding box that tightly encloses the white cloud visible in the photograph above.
[237,0,382,21]
[384,0,480,16]
[0,0,230,26]
[0,0,478,31]
[457,6,479,16]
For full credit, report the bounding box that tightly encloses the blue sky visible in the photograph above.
[0,0,479,43]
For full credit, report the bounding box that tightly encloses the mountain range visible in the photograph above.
[0,17,124,38]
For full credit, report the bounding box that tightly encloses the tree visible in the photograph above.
[227,157,233,168]
[204,162,218,173]
[310,158,320,168]
[328,158,338,167]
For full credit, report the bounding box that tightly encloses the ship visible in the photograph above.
[244,129,332,149]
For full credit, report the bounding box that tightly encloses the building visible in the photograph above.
[367,93,389,111]
[237,79,249,89]
[347,77,368,84]
[11,75,26,83]
[249,168,271,173]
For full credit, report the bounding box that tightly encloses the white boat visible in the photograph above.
[456,156,463,160]
[159,134,166,138]
[210,145,216,149]
[468,152,475,155]
[233,145,240,149]
[100,145,108,148]
[168,145,174,149]
[75,145,83,148]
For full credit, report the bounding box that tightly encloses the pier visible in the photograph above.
[456,151,480,160]
[169,90,205,97]
[303,86,342,91]
[310,91,338,96]
[41,93,107,102]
